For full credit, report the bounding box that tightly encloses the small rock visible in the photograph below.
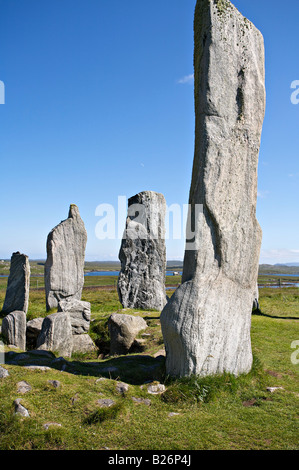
[17,381,32,394]
[47,380,61,388]
[97,399,115,408]
[168,412,180,417]
[25,365,51,371]
[14,399,30,417]
[267,387,284,393]
[132,397,151,406]
[116,382,129,394]
[43,422,62,431]
[147,382,166,395]
[0,366,9,378]
[95,377,108,384]
[71,393,79,405]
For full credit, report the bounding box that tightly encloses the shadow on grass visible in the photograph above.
[4,349,166,385]
[252,309,299,321]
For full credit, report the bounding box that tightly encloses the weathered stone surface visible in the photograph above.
[0,366,9,378]
[117,191,167,311]
[17,381,32,394]
[26,317,44,349]
[45,204,87,311]
[97,398,115,408]
[161,0,265,377]
[2,252,30,315]
[14,399,30,417]
[36,312,73,357]
[108,313,148,355]
[2,311,27,350]
[58,299,91,335]
[71,334,97,354]
[116,382,129,394]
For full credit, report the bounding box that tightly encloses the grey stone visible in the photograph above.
[146,382,166,395]
[17,381,32,394]
[2,252,30,315]
[2,311,27,350]
[117,191,167,311]
[14,399,30,417]
[36,312,73,357]
[108,313,148,355]
[71,334,97,354]
[116,382,129,394]
[47,380,61,388]
[97,398,115,408]
[0,366,9,378]
[45,204,87,311]
[161,0,266,378]
[25,365,51,371]
[58,299,91,335]
[26,317,44,349]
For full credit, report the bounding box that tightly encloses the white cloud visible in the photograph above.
[260,249,299,264]
[177,74,194,85]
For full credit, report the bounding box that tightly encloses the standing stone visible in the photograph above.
[161,0,265,377]
[58,298,91,335]
[45,204,87,311]
[117,191,167,311]
[36,312,73,357]
[2,311,27,350]
[2,252,30,315]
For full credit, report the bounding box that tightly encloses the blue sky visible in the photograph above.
[0,0,298,264]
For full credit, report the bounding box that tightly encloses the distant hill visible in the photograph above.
[275,263,299,267]
[259,264,299,275]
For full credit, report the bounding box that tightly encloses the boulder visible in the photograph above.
[71,334,97,354]
[2,252,30,315]
[2,311,27,350]
[36,312,73,357]
[161,0,266,377]
[44,204,87,311]
[58,298,91,334]
[117,191,167,311]
[108,313,148,355]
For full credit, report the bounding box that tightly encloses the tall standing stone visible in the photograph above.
[2,252,30,315]
[161,0,265,377]
[45,204,87,311]
[117,191,167,311]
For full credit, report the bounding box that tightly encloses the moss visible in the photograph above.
[213,0,233,16]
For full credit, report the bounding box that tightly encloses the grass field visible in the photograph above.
[0,273,298,450]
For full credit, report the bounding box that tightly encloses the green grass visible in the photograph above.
[0,277,298,450]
